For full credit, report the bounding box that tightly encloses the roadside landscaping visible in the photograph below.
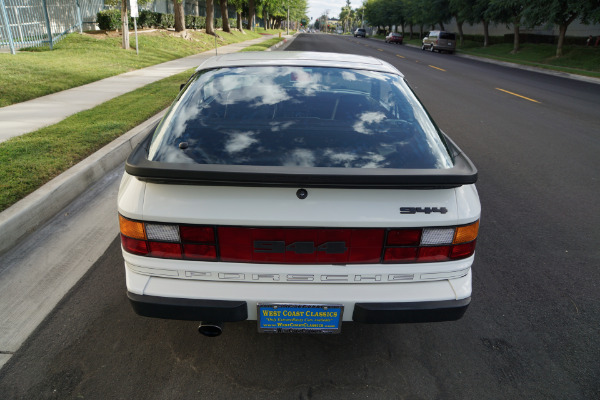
[400,37,600,78]
[0,69,193,212]
[0,29,263,108]
[0,31,285,212]
[240,37,286,51]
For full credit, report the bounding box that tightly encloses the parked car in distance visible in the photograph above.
[118,51,480,336]
[354,28,366,37]
[422,31,456,53]
[385,32,403,44]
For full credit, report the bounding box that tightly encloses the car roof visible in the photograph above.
[196,51,402,76]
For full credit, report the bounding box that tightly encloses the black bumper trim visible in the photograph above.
[127,292,248,322]
[352,298,470,324]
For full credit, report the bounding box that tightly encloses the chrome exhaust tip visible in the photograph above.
[198,322,223,337]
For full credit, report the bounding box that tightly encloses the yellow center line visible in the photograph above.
[377,49,383,51]
[396,54,405,58]
[428,65,446,72]
[495,88,540,103]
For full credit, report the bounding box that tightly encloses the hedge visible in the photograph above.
[97,9,123,31]
[99,9,229,31]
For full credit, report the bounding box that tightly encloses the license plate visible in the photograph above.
[257,303,344,334]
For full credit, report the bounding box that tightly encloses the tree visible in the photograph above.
[121,0,129,49]
[174,0,185,32]
[248,0,256,30]
[525,0,600,57]
[206,0,215,35]
[487,0,526,53]
[449,0,470,44]
[230,0,245,31]
[220,0,231,32]
[103,0,152,49]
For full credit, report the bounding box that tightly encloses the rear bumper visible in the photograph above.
[128,291,470,324]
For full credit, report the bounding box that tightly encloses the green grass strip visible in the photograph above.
[239,37,284,52]
[0,30,262,107]
[0,69,194,212]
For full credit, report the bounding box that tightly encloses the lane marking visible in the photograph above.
[396,54,405,58]
[495,88,541,103]
[377,48,383,51]
[428,65,446,72]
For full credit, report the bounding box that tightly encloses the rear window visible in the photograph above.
[148,66,453,170]
[440,32,455,40]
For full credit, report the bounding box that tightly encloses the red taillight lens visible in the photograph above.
[149,242,182,259]
[121,235,148,256]
[386,229,421,246]
[418,246,451,262]
[383,247,418,262]
[180,226,215,243]
[184,244,217,260]
[450,240,477,259]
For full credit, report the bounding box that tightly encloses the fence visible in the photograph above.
[0,0,103,53]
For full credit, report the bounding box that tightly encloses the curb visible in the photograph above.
[0,111,165,257]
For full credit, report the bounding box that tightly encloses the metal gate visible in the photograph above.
[0,0,103,53]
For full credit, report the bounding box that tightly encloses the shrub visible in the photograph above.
[139,10,160,28]
[158,13,174,29]
[97,9,122,31]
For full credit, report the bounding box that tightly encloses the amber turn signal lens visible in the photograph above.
[119,215,146,240]
[453,221,479,244]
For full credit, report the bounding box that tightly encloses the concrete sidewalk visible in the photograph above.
[0,35,276,143]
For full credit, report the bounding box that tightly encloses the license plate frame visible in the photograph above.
[257,303,344,334]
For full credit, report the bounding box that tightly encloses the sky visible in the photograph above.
[307,0,359,24]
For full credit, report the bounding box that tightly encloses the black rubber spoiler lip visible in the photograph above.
[125,125,477,189]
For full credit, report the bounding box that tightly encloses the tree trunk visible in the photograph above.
[206,0,214,35]
[248,0,255,31]
[194,0,199,16]
[482,19,489,47]
[220,0,230,33]
[121,0,129,49]
[237,11,243,32]
[556,24,567,57]
[511,16,520,53]
[174,0,185,32]
[556,14,576,57]
[456,18,463,46]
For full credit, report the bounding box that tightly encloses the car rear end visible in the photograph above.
[425,31,456,53]
[118,52,480,334]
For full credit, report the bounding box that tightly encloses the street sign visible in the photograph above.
[129,0,138,18]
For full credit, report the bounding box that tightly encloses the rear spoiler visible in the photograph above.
[125,124,477,189]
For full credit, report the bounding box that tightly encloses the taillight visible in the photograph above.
[384,221,479,263]
[119,215,478,264]
[119,215,217,261]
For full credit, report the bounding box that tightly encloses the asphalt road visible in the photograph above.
[0,34,598,399]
